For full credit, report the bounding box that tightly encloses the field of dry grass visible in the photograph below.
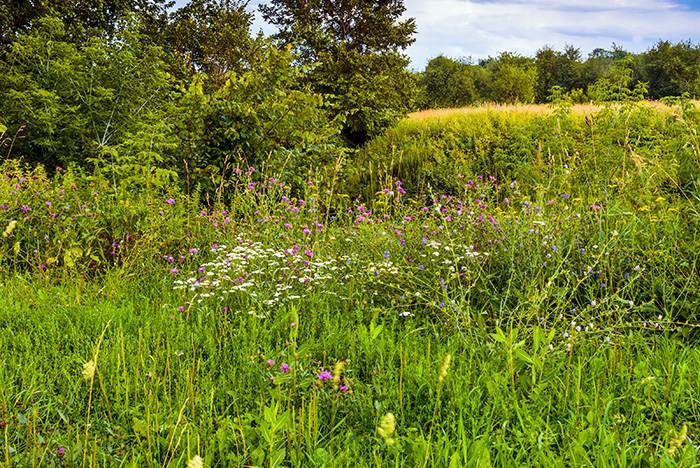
[407,100,690,120]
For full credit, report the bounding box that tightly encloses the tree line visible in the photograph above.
[417,41,700,108]
[1,0,699,198]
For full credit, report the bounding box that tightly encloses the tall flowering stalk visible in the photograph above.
[82,320,111,468]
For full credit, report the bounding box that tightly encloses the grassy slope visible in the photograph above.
[1,102,700,466]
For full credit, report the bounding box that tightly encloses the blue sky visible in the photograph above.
[237,1,700,70]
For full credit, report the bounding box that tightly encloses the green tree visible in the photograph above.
[640,40,700,99]
[577,44,628,95]
[0,16,174,170]
[259,0,417,144]
[484,52,535,104]
[419,55,487,108]
[0,0,171,50]
[176,44,344,195]
[163,0,260,86]
[534,44,581,103]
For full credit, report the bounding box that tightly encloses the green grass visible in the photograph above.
[1,99,700,466]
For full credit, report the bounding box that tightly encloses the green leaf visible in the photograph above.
[491,327,507,344]
[270,448,286,468]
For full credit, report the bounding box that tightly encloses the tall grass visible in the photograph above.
[1,99,699,466]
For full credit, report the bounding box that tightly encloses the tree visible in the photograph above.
[176,44,344,195]
[0,16,174,170]
[640,40,700,99]
[484,52,535,104]
[163,0,261,86]
[534,44,581,102]
[0,0,171,50]
[259,0,417,144]
[419,55,487,108]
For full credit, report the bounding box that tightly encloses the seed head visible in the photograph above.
[377,413,396,445]
[332,361,344,391]
[82,360,96,380]
[667,424,687,457]
[438,354,451,383]
[2,220,17,237]
[187,455,204,468]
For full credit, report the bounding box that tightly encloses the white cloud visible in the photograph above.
[403,0,700,68]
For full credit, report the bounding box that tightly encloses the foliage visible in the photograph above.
[419,55,488,108]
[534,44,582,103]
[0,16,174,172]
[175,45,344,197]
[260,0,418,144]
[162,0,259,86]
[640,40,700,99]
[0,0,171,49]
[483,52,536,104]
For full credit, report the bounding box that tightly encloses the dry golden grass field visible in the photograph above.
[406,100,699,120]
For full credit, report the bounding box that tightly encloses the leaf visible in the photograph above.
[514,348,533,365]
[491,326,507,344]
[370,322,383,341]
[272,411,290,433]
[270,448,286,468]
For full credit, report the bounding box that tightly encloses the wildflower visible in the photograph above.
[317,370,332,381]
[280,363,289,373]
[377,413,396,445]
[83,360,96,380]
[187,455,204,468]
[266,359,275,366]
[383,251,390,259]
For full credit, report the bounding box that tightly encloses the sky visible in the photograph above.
[236,0,700,70]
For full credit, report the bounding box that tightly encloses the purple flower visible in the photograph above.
[280,363,289,373]
[317,370,332,381]
[266,359,275,366]
[166,199,175,204]
[383,251,390,259]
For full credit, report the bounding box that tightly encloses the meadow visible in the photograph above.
[1,96,700,467]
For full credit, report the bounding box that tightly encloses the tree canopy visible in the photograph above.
[260,0,418,144]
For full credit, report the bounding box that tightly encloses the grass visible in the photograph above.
[1,99,700,466]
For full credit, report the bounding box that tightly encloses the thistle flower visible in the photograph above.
[438,354,451,383]
[377,413,396,445]
[187,455,204,468]
[667,424,687,457]
[82,360,96,380]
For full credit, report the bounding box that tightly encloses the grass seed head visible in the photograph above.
[667,424,687,457]
[82,360,96,380]
[377,413,396,445]
[438,354,452,383]
[187,455,204,468]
